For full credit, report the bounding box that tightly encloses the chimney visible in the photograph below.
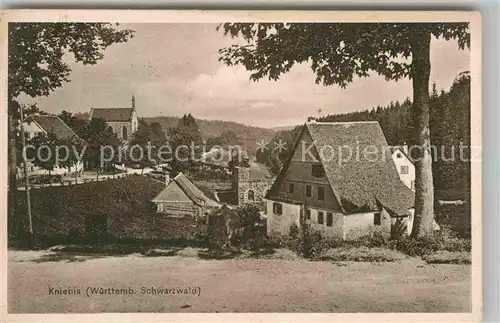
[402,142,409,155]
[165,172,170,186]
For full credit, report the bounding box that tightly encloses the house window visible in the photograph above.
[273,203,282,215]
[246,190,255,201]
[288,183,295,194]
[312,164,325,178]
[122,126,128,141]
[318,187,325,201]
[401,165,409,174]
[326,212,333,227]
[318,211,324,225]
[397,153,402,158]
[305,209,311,220]
[374,212,381,225]
[306,185,312,197]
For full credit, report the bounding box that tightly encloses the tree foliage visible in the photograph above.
[168,114,203,174]
[218,23,469,86]
[8,23,134,105]
[79,117,120,173]
[8,23,134,238]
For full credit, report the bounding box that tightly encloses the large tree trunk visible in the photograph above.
[410,30,435,238]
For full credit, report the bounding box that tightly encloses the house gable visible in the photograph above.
[152,181,193,203]
[266,124,343,212]
[24,115,83,142]
[391,147,414,165]
[22,119,46,138]
[391,147,416,191]
[267,121,415,216]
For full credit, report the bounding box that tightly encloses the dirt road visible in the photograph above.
[8,250,471,313]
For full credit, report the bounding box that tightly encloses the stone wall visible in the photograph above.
[232,166,272,206]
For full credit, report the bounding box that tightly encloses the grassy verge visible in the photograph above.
[422,251,471,264]
[315,247,407,262]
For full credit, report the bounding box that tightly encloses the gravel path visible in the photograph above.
[8,250,471,313]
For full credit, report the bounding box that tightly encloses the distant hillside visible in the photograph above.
[270,125,297,132]
[142,116,276,154]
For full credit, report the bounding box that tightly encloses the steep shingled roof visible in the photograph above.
[26,115,82,142]
[90,108,133,122]
[151,173,220,207]
[266,121,414,215]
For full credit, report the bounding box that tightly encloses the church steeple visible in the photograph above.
[132,94,136,111]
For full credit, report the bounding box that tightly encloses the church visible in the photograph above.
[89,95,139,141]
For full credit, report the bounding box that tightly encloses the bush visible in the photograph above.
[317,247,407,262]
[388,227,471,257]
[206,204,267,253]
[423,251,471,264]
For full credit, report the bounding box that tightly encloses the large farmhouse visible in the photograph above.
[89,94,139,141]
[265,121,417,240]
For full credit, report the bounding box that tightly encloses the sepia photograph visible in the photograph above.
[2,10,481,321]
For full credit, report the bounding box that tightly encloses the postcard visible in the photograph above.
[1,9,481,323]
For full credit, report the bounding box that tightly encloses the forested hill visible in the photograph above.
[142,116,276,153]
[317,72,470,149]
[259,72,471,200]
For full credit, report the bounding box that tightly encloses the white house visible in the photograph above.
[390,144,415,191]
[18,114,85,178]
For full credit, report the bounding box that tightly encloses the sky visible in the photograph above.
[19,23,470,129]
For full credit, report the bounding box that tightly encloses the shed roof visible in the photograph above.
[152,173,220,207]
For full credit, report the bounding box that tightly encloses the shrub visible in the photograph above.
[236,204,266,250]
[388,236,440,256]
[423,251,471,264]
[317,247,407,262]
[388,228,471,257]
[206,204,267,253]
